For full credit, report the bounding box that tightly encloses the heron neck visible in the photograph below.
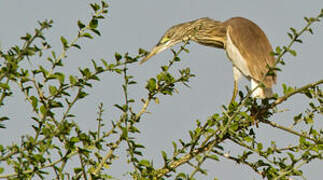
[187,18,227,48]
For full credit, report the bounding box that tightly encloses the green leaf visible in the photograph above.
[174,56,180,62]
[293,113,303,125]
[279,59,285,65]
[154,97,159,104]
[74,168,83,174]
[129,126,140,133]
[308,28,313,34]
[69,75,77,85]
[39,65,48,77]
[54,72,65,84]
[21,33,32,41]
[244,136,253,143]
[195,127,201,135]
[101,59,108,68]
[303,89,313,98]
[115,52,122,61]
[139,160,150,167]
[290,27,297,35]
[289,49,297,56]
[114,104,126,112]
[90,3,100,12]
[172,141,177,152]
[71,43,81,49]
[157,72,166,81]
[208,154,219,161]
[30,96,38,110]
[176,173,187,179]
[128,81,137,85]
[282,83,294,95]
[255,160,269,167]
[89,18,98,29]
[80,68,91,78]
[90,28,101,36]
[60,36,69,49]
[295,39,303,43]
[0,117,9,121]
[0,83,10,90]
[49,86,57,96]
[81,33,93,39]
[161,66,168,71]
[287,152,295,163]
[101,1,109,8]
[145,78,157,92]
[49,100,63,108]
[138,48,147,55]
[91,59,99,71]
[161,151,168,161]
[0,117,9,128]
[70,137,80,143]
[40,105,47,116]
[77,20,85,29]
[275,46,282,54]
[78,91,88,99]
[257,143,263,151]
[304,115,314,124]
[31,154,44,163]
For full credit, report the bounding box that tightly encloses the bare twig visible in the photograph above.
[272,79,323,107]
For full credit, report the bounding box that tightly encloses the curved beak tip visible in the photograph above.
[139,52,154,64]
[139,46,159,64]
[139,43,170,65]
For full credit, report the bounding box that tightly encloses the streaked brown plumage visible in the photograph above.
[140,17,276,102]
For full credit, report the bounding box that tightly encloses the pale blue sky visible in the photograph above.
[0,0,322,179]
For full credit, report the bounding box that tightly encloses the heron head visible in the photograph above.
[139,23,191,64]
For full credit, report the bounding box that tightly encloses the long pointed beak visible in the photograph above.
[139,43,170,64]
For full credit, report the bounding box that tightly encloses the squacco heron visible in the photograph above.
[140,17,276,102]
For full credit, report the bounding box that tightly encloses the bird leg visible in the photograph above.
[230,80,238,104]
[230,67,242,104]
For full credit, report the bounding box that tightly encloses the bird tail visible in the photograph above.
[251,79,273,98]
[263,87,273,98]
